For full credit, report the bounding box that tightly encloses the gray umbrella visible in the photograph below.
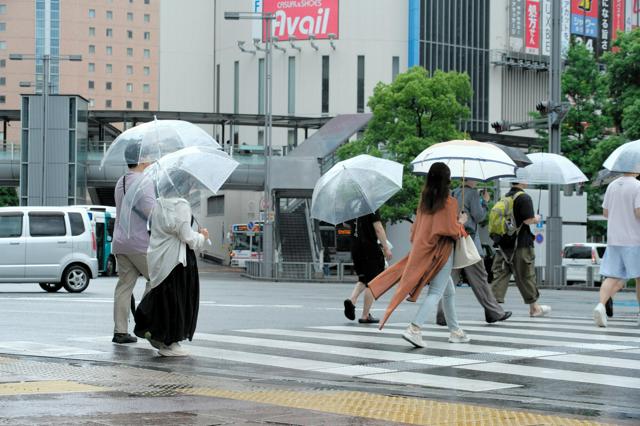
[487,143,532,168]
[592,168,622,187]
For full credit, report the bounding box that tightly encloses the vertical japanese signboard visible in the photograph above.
[542,0,552,56]
[599,0,611,55]
[611,0,625,42]
[571,0,599,52]
[525,0,541,54]
[626,0,639,30]
[510,0,525,51]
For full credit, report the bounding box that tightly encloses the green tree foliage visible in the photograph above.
[337,66,472,223]
[0,187,18,207]
[603,28,640,140]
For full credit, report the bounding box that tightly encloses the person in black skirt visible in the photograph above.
[134,194,208,357]
[343,211,392,323]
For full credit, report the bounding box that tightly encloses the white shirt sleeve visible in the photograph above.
[635,183,640,209]
[602,185,611,210]
[174,202,205,251]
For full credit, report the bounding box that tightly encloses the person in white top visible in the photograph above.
[134,193,209,356]
[593,174,640,327]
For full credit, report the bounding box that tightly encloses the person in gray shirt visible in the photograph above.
[437,180,511,324]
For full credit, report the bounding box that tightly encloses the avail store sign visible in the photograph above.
[257,0,339,41]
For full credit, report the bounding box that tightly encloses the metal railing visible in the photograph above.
[245,260,357,281]
[0,142,21,160]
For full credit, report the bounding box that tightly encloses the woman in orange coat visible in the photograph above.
[368,162,470,347]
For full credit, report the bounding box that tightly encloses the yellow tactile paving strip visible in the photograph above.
[0,380,106,396]
[183,388,610,426]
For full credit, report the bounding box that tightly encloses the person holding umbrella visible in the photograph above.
[368,163,471,347]
[343,211,392,324]
[111,141,155,345]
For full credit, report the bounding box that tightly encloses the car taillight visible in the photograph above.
[591,249,597,264]
[91,231,97,253]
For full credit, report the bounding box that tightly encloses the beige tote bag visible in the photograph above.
[453,235,481,269]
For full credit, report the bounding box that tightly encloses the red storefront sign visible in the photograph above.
[611,0,625,40]
[263,0,339,41]
[525,0,541,53]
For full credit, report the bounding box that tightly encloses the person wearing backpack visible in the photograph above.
[489,182,551,317]
[436,181,512,325]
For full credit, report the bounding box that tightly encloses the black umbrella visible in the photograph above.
[486,143,532,168]
[592,168,621,187]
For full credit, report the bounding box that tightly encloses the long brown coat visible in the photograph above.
[368,196,464,329]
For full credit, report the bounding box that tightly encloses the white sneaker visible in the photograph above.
[402,324,425,348]
[593,303,607,328]
[158,342,189,357]
[448,329,471,343]
[530,304,552,317]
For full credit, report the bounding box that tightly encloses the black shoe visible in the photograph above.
[112,333,137,344]
[358,314,379,324]
[343,299,356,321]
[605,298,613,318]
[486,311,512,323]
[436,313,447,326]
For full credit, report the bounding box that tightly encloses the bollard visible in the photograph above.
[586,265,594,287]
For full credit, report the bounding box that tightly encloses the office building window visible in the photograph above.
[127,47,133,56]
[233,61,239,114]
[106,46,112,55]
[143,66,149,76]
[127,30,133,39]
[0,59,5,68]
[0,5,6,14]
[143,83,150,93]
[143,49,150,58]
[0,23,4,32]
[105,99,112,108]
[143,101,149,110]
[106,82,112,90]
[392,56,399,81]
[0,77,5,86]
[126,100,132,109]
[127,65,133,75]
[88,44,95,54]
[207,195,224,216]
[144,13,150,22]
[88,62,95,72]
[127,12,133,21]
[357,55,365,113]
[88,80,94,89]
[126,83,133,92]
[0,41,5,50]
[321,55,329,114]
[88,9,95,18]
[288,56,295,114]
[106,28,112,37]
[144,31,150,40]
[258,58,264,114]
[106,63,112,73]
[88,98,95,107]
[0,95,5,104]
[106,10,112,19]
[88,26,95,36]
[144,0,150,4]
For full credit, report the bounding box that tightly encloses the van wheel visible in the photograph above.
[62,265,90,293]
[105,255,116,276]
[39,282,63,293]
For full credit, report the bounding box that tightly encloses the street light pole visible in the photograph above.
[225,11,276,279]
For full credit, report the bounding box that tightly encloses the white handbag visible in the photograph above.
[452,235,482,269]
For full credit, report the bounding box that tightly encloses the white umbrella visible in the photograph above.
[100,119,221,168]
[411,139,517,181]
[310,154,403,225]
[513,153,588,185]
[603,139,640,173]
[118,146,239,237]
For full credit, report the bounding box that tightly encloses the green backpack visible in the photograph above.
[488,191,524,242]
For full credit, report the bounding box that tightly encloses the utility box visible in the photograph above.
[20,95,88,206]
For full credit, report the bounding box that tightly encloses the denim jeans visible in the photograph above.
[411,253,460,331]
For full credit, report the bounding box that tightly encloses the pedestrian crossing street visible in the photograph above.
[3,315,640,395]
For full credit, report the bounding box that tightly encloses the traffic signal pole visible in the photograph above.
[546,0,563,286]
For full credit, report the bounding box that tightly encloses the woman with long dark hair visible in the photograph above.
[368,162,470,347]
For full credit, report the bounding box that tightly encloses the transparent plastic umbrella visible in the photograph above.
[310,154,403,225]
[411,140,517,181]
[119,146,239,237]
[603,139,640,173]
[512,153,588,185]
[100,119,221,168]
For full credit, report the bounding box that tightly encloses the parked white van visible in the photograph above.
[562,243,607,285]
[0,207,99,292]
